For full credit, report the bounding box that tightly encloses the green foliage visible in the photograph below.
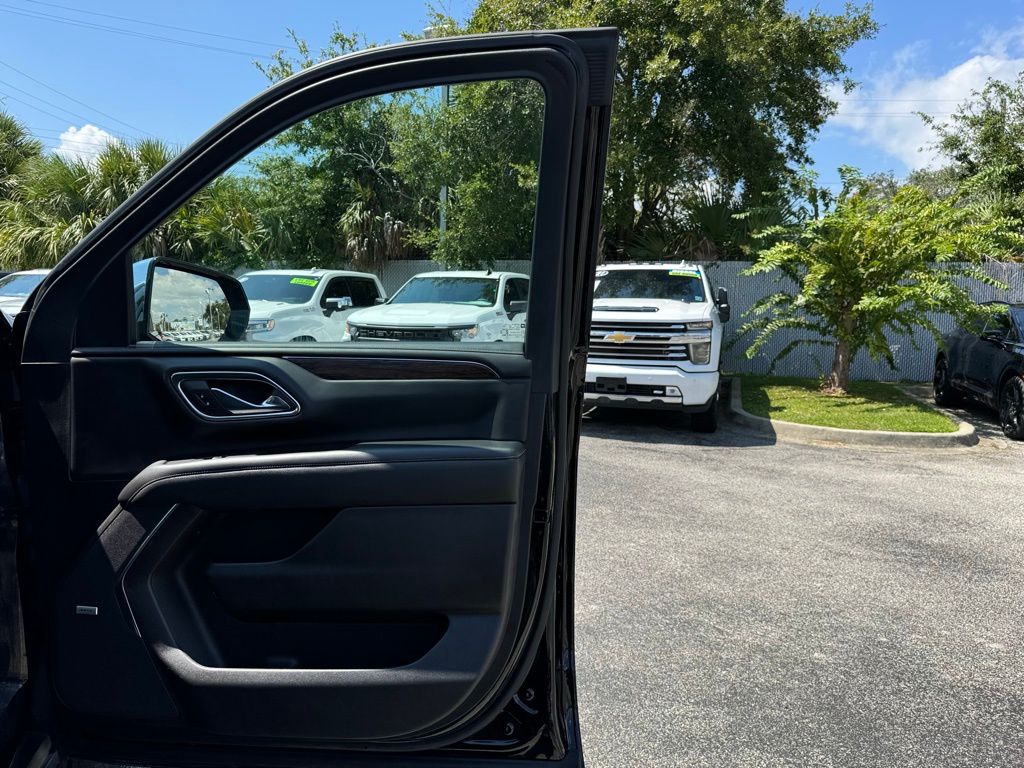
[0,136,274,271]
[0,112,42,199]
[390,79,543,267]
[255,30,544,269]
[466,0,876,257]
[253,30,428,269]
[736,168,1020,392]
[924,74,1024,213]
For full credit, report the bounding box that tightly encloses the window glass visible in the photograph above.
[320,278,351,307]
[1012,308,1024,339]
[131,78,544,352]
[238,274,319,305]
[388,276,499,307]
[594,269,707,303]
[0,272,45,297]
[984,306,1012,337]
[349,278,379,308]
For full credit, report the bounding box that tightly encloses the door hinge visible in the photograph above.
[569,346,588,391]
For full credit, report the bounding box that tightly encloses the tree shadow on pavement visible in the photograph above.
[901,383,1020,447]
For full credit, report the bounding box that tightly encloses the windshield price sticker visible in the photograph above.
[668,269,700,278]
[290,277,319,286]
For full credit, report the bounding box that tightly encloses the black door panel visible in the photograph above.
[57,442,526,741]
[70,353,531,480]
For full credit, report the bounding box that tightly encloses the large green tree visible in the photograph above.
[253,31,431,270]
[736,169,1021,393]
[254,30,545,269]
[923,73,1024,221]
[465,0,876,257]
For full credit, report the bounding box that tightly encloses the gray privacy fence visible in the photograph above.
[375,259,1024,382]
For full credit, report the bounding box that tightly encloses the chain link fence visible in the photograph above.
[374,259,1024,383]
[704,261,1024,382]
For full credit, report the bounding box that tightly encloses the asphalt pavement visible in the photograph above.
[574,405,1024,767]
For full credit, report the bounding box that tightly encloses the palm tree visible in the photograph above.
[0,138,276,271]
[0,111,43,201]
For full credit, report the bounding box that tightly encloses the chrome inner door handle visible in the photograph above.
[172,371,300,420]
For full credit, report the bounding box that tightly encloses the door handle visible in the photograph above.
[172,372,301,420]
[208,387,293,416]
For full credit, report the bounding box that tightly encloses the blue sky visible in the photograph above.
[2,0,1024,192]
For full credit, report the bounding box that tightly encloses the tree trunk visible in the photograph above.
[824,312,856,394]
[826,338,853,393]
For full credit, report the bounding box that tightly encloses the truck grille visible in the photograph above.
[588,322,703,360]
[354,326,452,342]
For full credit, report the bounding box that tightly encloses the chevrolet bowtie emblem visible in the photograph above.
[603,331,635,344]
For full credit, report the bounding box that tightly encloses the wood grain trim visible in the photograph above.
[283,356,500,381]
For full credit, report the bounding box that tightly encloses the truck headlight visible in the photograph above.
[346,322,360,339]
[687,321,713,331]
[689,342,712,365]
[247,319,275,332]
[450,326,479,341]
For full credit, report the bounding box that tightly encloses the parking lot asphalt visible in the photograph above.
[574,406,1024,767]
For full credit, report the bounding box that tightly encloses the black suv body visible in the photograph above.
[934,302,1024,438]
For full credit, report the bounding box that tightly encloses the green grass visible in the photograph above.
[739,375,958,433]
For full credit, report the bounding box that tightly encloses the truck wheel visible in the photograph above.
[999,376,1024,440]
[933,356,960,406]
[690,393,719,433]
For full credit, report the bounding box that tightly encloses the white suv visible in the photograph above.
[240,269,385,343]
[346,271,529,343]
[585,263,730,431]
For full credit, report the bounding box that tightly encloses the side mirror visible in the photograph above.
[325,296,353,314]
[374,296,387,305]
[982,329,1006,343]
[143,257,249,342]
[509,300,528,316]
[716,286,731,323]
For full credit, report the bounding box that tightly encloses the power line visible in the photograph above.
[0,4,276,59]
[0,74,141,140]
[0,59,150,135]
[0,89,90,126]
[21,0,299,51]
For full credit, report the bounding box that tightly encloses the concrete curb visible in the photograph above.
[726,378,978,448]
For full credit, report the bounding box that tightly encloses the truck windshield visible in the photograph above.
[594,269,706,302]
[0,272,45,297]
[239,274,320,304]
[390,277,498,306]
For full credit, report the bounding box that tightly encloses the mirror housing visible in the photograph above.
[143,257,249,342]
[374,296,387,305]
[509,300,528,316]
[325,296,353,315]
[716,286,731,323]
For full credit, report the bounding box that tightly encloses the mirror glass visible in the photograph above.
[148,266,230,342]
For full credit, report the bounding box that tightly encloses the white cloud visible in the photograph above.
[830,34,1024,171]
[53,124,118,163]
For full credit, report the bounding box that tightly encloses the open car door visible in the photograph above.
[6,28,615,768]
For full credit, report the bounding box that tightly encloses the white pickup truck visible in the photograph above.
[585,262,730,432]
[346,271,529,343]
[240,269,386,343]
